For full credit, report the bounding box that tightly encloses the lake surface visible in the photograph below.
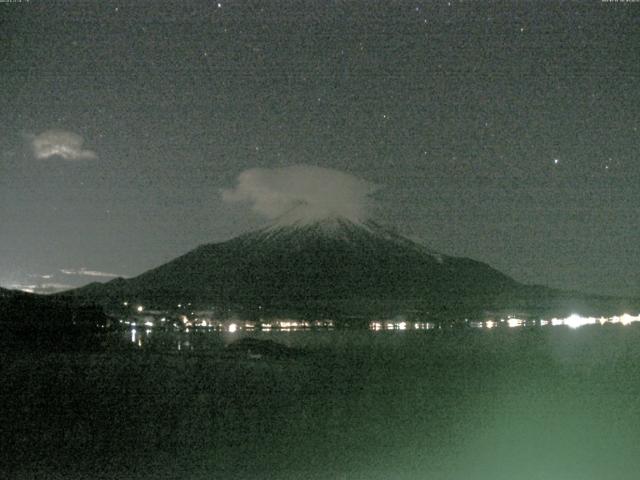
[3,325,640,479]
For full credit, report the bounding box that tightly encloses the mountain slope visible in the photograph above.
[63,216,520,317]
[61,215,637,320]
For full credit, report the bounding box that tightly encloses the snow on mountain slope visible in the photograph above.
[240,207,445,262]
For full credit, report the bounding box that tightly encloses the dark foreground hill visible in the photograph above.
[0,287,108,333]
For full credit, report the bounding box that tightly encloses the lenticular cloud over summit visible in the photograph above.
[222,165,378,223]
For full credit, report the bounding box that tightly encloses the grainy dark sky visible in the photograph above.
[1,1,638,297]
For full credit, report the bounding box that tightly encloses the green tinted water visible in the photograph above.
[2,326,640,479]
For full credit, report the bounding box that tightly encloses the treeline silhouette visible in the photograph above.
[0,288,109,350]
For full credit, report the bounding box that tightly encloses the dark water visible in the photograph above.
[3,325,640,479]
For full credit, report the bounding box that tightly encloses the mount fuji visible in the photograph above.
[60,209,633,321]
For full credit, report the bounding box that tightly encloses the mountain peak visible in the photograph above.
[242,207,446,262]
[264,204,369,231]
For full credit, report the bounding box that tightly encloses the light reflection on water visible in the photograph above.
[370,313,640,331]
[16,312,640,480]
[122,312,640,351]
[370,321,435,331]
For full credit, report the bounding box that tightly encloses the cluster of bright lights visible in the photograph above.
[223,319,335,332]
[612,313,640,326]
[276,320,305,330]
[370,321,435,331]
[367,313,640,331]
[528,313,640,329]
[122,310,337,332]
[468,313,640,330]
[124,310,640,337]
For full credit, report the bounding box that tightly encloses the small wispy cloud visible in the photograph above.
[6,282,74,294]
[60,268,121,278]
[35,283,76,294]
[8,283,38,293]
[28,273,53,279]
[221,165,378,222]
[30,129,97,161]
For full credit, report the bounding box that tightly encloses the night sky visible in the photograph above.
[1,1,638,297]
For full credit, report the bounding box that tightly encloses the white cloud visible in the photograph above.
[6,282,74,294]
[28,273,53,279]
[35,283,76,294]
[221,165,378,222]
[60,268,120,278]
[31,129,97,161]
[8,283,37,293]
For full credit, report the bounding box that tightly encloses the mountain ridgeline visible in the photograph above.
[61,216,636,321]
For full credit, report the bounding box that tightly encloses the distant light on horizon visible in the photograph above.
[507,318,523,328]
[563,314,596,329]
